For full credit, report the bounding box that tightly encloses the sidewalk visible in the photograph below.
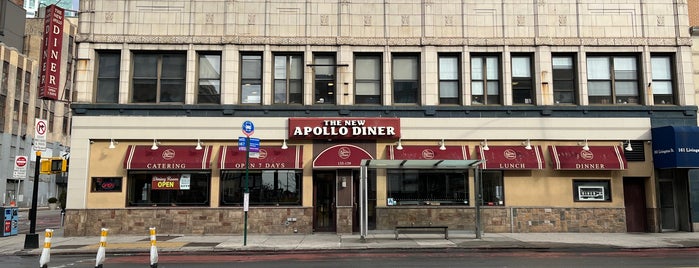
[3,228,699,256]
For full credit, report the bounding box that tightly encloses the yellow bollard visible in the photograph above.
[150,227,158,268]
[95,228,109,268]
[39,229,53,268]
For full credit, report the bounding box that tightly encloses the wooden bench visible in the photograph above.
[394,226,448,240]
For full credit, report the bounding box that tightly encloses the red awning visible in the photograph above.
[385,145,470,160]
[219,145,303,169]
[313,144,373,168]
[476,145,545,170]
[549,145,627,170]
[123,145,213,170]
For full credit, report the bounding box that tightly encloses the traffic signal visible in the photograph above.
[40,157,67,174]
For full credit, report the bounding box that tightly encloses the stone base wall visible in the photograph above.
[336,207,353,234]
[377,207,627,233]
[63,207,312,236]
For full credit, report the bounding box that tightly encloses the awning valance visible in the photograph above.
[385,145,469,160]
[477,145,545,170]
[219,145,303,169]
[652,126,699,169]
[549,145,627,170]
[123,145,213,170]
[313,144,373,168]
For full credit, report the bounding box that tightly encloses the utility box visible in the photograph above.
[2,207,19,236]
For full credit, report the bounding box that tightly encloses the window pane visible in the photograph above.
[587,57,610,79]
[393,81,418,103]
[439,56,458,80]
[241,83,261,104]
[615,81,638,96]
[393,57,418,80]
[242,55,262,79]
[199,54,221,79]
[486,57,499,79]
[96,79,119,103]
[198,80,221,96]
[439,81,458,98]
[651,57,671,80]
[160,79,185,102]
[487,81,499,95]
[512,56,531,78]
[161,54,186,78]
[613,57,637,80]
[553,57,573,69]
[290,55,303,79]
[274,80,287,104]
[471,81,484,95]
[386,170,468,206]
[471,58,483,80]
[133,55,157,78]
[220,170,302,206]
[356,82,380,95]
[274,56,286,79]
[98,53,120,77]
[653,81,673,95]
[132,79,157,102]
[356,57,380,79]
[315,56,335,77]
[588,81,611,96]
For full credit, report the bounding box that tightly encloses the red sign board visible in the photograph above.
[549,145,627,170]
[38,5,65,100]
[385,145,470,160]
[289,118,400,139]
[477,145,545,170]
[313,144,374,168]
[15,156,27,167]
[219,145,303,169]
[151,174,181,190]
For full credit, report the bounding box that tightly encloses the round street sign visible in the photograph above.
[16,156,27,167]
[36,120,47,135]
[242,121,255,137]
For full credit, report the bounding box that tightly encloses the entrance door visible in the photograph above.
[313,171,336,232]
[623,178,647,232]
[659,181,678,231]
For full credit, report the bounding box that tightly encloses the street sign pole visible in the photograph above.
[24,151,41,249]
[244,136,249,246]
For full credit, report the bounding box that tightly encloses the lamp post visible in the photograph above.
[24,151,41,249]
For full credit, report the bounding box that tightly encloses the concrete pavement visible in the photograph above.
[3,227,699,256]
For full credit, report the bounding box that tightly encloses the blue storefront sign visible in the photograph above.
[652,126,699,169]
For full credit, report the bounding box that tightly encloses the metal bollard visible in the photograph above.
[150,227,158,268]
[95,228,108,268]
[39,229,54,268]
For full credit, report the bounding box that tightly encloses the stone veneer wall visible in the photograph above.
[376,207,627,233]
[63,207,312,236]
[336,207,353,234]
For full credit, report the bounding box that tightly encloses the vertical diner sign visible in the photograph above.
[38,5,64,100]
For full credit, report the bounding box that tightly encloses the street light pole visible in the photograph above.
[24,151,41,249]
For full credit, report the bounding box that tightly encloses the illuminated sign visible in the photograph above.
[38,5,65,100]
[288,118,400,139]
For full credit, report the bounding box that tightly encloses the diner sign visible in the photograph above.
[38,5,64,100]
[288,118,400,139]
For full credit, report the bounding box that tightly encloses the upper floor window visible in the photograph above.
[1,61,8,95]
[95,51,120,103]
[313,54,336,104]
[392,54,419,104]
[273,54,303,104]
[132,52,186,103]
[438,54,460,105]
[587,55,640,105]
[511,54,534,104]
[651,55,675,105]
[471,55,500,105]
[240,53,262,104]
[354,54,382,105]
[552,55,577,104]
[197,53,221,104]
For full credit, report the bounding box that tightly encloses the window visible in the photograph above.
[197,53,221,104]
[23,71,30,103]
[511,54,534,104]
[587,55,640,104]
[438,54,460,104]
[0,94,5,132]
[62,103,69,135]
[573,180,611,202]
[471,55,500,105]
[313,54,336,104]
[95,51,120,103]
[220,170,302,206]
[552,55,577,104]
[386,170,468,206]
[354,54,382,104]
[273,54,303,104]
[132,53,186,103]
[481,171,504,206]
[1,61,8,95]
[240,53,262,104]
[91,177,123,192]
[127,173,210,206]
[392,54,419,104]
[651,55,674,105]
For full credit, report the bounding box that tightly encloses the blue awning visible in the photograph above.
[652,126,699,169]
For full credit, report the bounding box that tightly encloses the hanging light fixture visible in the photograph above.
[481,139,489,151]
[281,139,288,150]
[439,139,446,151]
[582,139,589,151]
[396,138,403,150]
[625,140,633,151]
[108,139,117,149]
[524,139,532,150]
[151,139,159,150]
[195,139,203,150]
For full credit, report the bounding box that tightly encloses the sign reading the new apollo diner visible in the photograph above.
[38,5,65,100]
[288,117,400,139]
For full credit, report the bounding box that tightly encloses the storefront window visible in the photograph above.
[127,172,210,206]
[387,170,468,206]
[91,177,123,192]
[220,170,302,206]
[481,171,504,206]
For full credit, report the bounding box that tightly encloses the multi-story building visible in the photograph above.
[66,0,698,236]
[0,0,74,208]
